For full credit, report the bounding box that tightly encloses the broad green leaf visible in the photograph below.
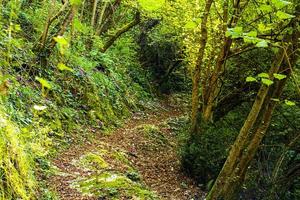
[272,0,292,9]
[258,73,269,78]
[273,73,287,80]
[70,0,81,6]
[243,31,259,43]
[261,78,274,86]
[53,36,68,46]
[246,31,257,37]
[54,36,69,55]
[276,11,295,20]
[226,27,243,38]
[260,5,272,12]
[57,63,74,72]
[258,23,274,33]
[256,40,268,48]
[138,0,164,11]
[284,100,296,106]
[185,21,198,29]
[35,77,52,89]
[244,36,260,44]
[246,76,257,82]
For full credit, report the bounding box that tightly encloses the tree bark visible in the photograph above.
[206,49,285,200]
[202,0,248,122]
[190,0,213,133]
[100,11,140,53]
[207,8,299,198]
[91,0,98,27]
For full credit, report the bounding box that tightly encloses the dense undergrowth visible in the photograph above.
[0,3,153,199]
[1,0,299,200]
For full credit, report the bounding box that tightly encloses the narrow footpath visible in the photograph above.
[47,98,203,200]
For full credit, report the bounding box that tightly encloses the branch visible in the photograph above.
[38,1,69,50]
[100,11,140,53]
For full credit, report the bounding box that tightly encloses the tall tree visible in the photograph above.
[190,0,214,133]
[207,6,300,199]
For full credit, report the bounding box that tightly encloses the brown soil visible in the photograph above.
[47,98,204,200]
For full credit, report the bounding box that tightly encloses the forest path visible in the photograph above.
[47,97,203,200]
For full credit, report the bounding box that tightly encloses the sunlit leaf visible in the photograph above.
[260,5,272,12]
[272,0,292,9]
[284,100,296,106]
[53,36,68,46]
[226,27,243,38]
[276,11,295,20]
[57,63,74,72]
[185,21,198,29]
[273,73,287,80]
[258,73,269,78]
[256,40,268,48]
[261,78,274,86]
[138,0,164,11]
[35,77,52,89]
[70,0,81,6]
[246,76,257,82]
[258,23,272,33]
[246,31,257,37]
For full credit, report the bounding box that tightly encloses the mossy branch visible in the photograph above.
[100,11,140,53]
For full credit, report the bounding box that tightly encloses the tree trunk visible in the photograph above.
[206,49,285,200]
[190,0,213,133]
[91,0,98,27]
[202,0,247,122]
[207,9,299,198]
[100,11,140,53]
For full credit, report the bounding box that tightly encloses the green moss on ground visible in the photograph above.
[72,172,159,200]
[137,124,169,145]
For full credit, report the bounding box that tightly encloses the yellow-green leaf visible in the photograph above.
[276,11,295,20]
[138,0,164,11]
[284,100,296,106]
[246,76,257,82]
[273,73,287,80]
[35,77,52,89]
[261,78,274,86]
[57,63,74,72]
[256,40,268,48]
[258,73,269,78]
[53,36,68,46]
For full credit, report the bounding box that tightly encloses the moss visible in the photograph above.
[137,124,169,145]
[76,153,109,171]
[112,151,131,167]
[72,172,159,199]
[0,107,36,200]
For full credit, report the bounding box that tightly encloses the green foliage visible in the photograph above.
[0,106,36,200]
[180,106,248,185]
[138,0,165,11]
[246,76,257,82]
[72,172,159,199]
[261,78,274,86]
[274,73,287,80]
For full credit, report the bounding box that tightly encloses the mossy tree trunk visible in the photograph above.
[202,0,249,122]
[190,0,213,133]
[100,11,140,53]
[206,11,300,199]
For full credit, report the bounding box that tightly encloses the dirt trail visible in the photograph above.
[47,99,203,200]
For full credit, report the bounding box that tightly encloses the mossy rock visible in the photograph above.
[112,150,132,167]
[75,152,109,171]
[71,172,159,199]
